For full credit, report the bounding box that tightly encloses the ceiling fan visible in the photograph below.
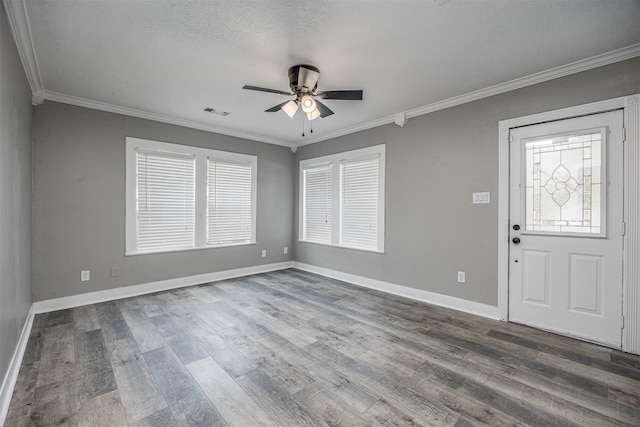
[242,65,363,121]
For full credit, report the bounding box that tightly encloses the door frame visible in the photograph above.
[498,94,640,354]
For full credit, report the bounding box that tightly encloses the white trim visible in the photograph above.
[296,239,385,254]
[292,262,500,320]
[623,94,640,354]
[2,0,43,103]
[498,121,510,321]
[41,91,294,148]
[0,305,35,426]
[32,262,292,314]
[296,44,640,147]
[498,94,640,355]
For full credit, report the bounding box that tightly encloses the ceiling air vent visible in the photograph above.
[202,107,230,116]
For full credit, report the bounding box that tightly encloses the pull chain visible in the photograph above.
[302,114,305,137]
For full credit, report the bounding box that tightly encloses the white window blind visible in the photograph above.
[136,149,195,253]
[340,156,380,250]
[299,144,385,253]
[126,137,257,255]
[303,163,333,244]
[207,158,253,244]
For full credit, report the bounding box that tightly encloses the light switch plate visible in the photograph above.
[472,192,490,204]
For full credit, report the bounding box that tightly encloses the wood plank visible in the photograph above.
[218,326,315,394]
[75,390,128,427]
[363,399,427,427]
[130,407,179,427]
[142,346,203,406]
[304,341,460,425]
[109,338,168,423]
[292,383,372,426]
[75,329,117,401]
[149,313,209,365]
[95,301,134,343]
[174,312,256,378]
[36,323,75,388]
[120,308,165,352]
[170,394,229,427]
[425,328,609,398]
[31,379,78,426]
[46,309,74,327]
[21,328,44,365]
[72,305,101,333]
[235,368,324,426]
[258,332,379,412]
[489,329,640,380]
[186,357,275,425]
[4,362,39,425]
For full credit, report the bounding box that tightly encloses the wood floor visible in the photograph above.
[5,269,640,426]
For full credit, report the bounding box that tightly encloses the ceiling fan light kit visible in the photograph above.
[306,108,321,121]
[301,94,317,113]
[243,64,363,130]
[282,100,299,118]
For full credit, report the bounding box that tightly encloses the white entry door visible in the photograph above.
[509,110,624,348]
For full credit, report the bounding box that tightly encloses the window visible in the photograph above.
[126,137,256,255]
[299,145,385,252]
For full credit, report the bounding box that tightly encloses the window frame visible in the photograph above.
[299,144,385,253]
[126,137,257,256]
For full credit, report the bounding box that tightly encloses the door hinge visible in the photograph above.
[509,134,514,143]
[622,127,627,142]
[622,221,626,236]
[621,315,625,329]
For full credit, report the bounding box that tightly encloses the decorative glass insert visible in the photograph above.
[524,130,604,235]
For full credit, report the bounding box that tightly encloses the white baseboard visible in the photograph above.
[0,305,35,426]
[292,262,500,320]
[33,262,293,314]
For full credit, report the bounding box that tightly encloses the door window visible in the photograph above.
[524,128,605,236]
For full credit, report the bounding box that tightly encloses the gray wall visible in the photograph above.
[293,58,640,307]
[32,102,293,301]
[0,5,33,389]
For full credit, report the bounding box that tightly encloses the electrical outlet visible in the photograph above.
[457,271,466,283]
[81,270,90,282]
[110,267,119,277]
[261,249,267,257]
[284,246,288,254]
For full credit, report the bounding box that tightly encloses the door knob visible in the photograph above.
[513,224,520,230]
[512,237,521,244]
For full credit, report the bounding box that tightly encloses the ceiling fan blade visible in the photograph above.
[315,100,334,118]
[298,66,320,92]
[265,100,293,112]
[315,90,363,100]
[243,85,293,96]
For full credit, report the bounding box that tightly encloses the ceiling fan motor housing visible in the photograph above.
[288,65,319,94]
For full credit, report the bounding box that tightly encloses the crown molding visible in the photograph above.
[294,115,395,148]
[403,44,640,121]
[7,0,637,149]
[3,0,43,103]
[294,44,639,148]
[41,91,294,148]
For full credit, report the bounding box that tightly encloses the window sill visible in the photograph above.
[126,241,256,257]
[297,239,385,254]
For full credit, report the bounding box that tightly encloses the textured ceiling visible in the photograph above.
[10,0,640,147]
